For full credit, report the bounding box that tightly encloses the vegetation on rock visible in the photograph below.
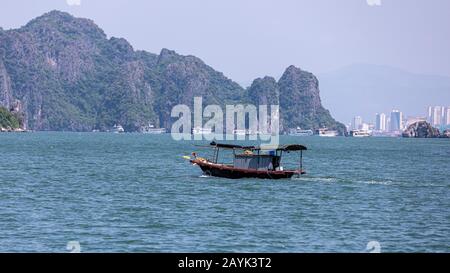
[0,107,20,130]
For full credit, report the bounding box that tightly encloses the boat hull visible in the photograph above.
[191,159,305,179]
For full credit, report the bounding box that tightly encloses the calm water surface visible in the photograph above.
[0,132,449,252]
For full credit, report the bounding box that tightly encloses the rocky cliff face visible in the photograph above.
[0,11,158,131]
[151,48,244,129]
[0,58,13,109]
[247,76,280,106]
[402,121,441,138]
[247,69,345,133]
[0,10,344,133]
[278,66,346,133]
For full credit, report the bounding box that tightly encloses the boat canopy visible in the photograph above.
[257,144,307,151]
[209,142,307,151]
[209,142,255,150]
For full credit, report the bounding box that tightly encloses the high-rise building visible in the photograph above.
[352,116,363,130]
[442,106,446,125]
[390,110,403,132]
[445,107,450,125]
[375,113,386,131]
[428,106,445,126]
[427,106,433,123]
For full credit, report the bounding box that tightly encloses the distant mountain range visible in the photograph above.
[0,10,345,134]
[318,64,450,124]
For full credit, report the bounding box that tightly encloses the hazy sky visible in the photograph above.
[1,0,449,86]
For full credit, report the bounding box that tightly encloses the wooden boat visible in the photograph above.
[189,142,307,179]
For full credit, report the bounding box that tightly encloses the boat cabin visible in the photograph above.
[234,152,281,171]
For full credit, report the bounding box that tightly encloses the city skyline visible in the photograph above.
[349,105,450,131]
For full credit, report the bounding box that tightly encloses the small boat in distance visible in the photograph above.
[349,129,371,137]
[289,127,314,136]
[192,126,212,135]
[316,128,338,137]
[142,124,166,134]
[112,124,125,133]
[187,142,307,179]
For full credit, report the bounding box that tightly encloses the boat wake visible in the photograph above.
[291,176,339,183]
[292,176,394,186]
[358,180,393,185]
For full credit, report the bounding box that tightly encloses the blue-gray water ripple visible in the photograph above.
[0,133,449,252]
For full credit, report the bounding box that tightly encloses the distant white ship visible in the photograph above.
[192,126,212,135]
[112,124,125,133]
[142,124,166,134]
[317,128,338,137]
[289,127,314,136]
[350,129,371,137]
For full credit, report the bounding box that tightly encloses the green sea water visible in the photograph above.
[0,132,449,252]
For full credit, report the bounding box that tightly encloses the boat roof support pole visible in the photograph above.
[280,150,283,168]
[299,150,303,177]
[257,149,260,170]
[215,147,219,163]
[232,148,236,166]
